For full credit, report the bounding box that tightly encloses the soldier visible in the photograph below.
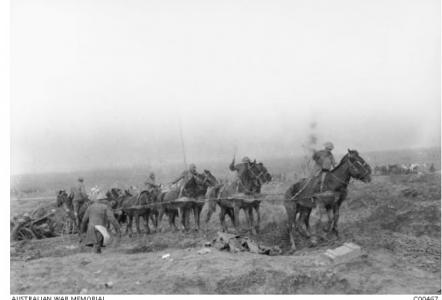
[172,164,203,185]
[144,172,158,190]
[172,164,206,195]
[229,156,257,193]
[80,190,121,254]
[312,142,336,191]
[70,177,88,228]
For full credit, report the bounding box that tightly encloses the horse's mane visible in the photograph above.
[331,150,361,172]
[331,153,349,172]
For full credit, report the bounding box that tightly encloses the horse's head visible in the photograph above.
[202,169,218,186]
[56,190,68,207]
[109,188,123,199]
[250,161,272,184]
[345,149,372,183]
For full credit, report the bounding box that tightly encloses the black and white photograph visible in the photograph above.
[8,0,441,295]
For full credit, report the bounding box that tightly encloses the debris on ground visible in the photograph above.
[212,232,282,256]
[322,242,362,264]
[197,248,211,255]
[80,288,88,294]
[105,281,114,288]
[161,253,170,259]
[401,188,419,198]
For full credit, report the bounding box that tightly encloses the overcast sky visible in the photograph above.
[10,0,440,174]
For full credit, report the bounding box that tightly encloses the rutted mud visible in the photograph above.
[10,173,441,294]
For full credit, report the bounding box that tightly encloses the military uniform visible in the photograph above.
[172,164,205,197]
[144,173,159,192]
[312,142,336,191]
[80,200,120,253]
[229,157,258,193]
[71,179,88,226]
[312,150,336,172]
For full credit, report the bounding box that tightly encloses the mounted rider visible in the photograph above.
[70,177,89,227]
[144,172,159,192]
[229,156,260,194]
[312,142,336,191]
[172,163,206,196]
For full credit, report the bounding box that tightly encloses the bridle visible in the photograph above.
[346,155,371,180]
[248,163,269,184]
[328,155,370,185]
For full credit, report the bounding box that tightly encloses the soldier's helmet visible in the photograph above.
[241,157,251,163]
[189,164,197,172]
[324,142,334,151]
[78,177,84,182]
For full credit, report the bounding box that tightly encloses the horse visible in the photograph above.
[179,169,218,230]
[105,188,128,225]
[205,160,272,233]
[114,189,152,236]
[136,187,162,233]
[157,170,218,231]
[284,149,372,252]
[56,189,89,234]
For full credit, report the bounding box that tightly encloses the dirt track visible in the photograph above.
[10,173,441,294]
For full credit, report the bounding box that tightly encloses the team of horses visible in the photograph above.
[56,150,372,252]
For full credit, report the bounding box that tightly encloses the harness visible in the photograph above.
[290,155,370,201]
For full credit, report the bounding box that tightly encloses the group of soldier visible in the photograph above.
[73,142,336,253]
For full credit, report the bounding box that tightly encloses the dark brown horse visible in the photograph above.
[56,189,89,233]
[158,170,218,231]
[284,149,372,252]
[205,161,272,233]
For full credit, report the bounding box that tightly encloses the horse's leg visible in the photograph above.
[193,206,200,231]
[255,204,261,233]
[171,210,179,231]
[332,205,341,237]
[126,215,133,237]
[150,210,158,232]
[284,203,297,252]
[180,208,188,231]
[205,199,216,223]
[247,207,256,234]
[135,214,141,235]
[227,209,236,229]
[305,209,311,233]
[323,208,334,232]
[233,204,240,232]
[219,207,227,232]
[144,211,151,234]
[299,210,311,238]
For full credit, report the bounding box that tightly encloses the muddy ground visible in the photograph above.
[10,173,441,294]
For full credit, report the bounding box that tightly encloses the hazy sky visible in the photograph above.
[11,0,441,174]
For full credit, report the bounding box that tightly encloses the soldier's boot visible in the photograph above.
[94,231,104,254]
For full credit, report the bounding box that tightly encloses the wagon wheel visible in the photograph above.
[18,228,35,240]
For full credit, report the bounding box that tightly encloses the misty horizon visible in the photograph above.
[11,0,441,175]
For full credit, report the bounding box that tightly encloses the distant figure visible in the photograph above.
[144,172,159,192]
[80,193,121,254]
[70,177,89,228]
[312,142,336,191]
[429,163,436,173]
